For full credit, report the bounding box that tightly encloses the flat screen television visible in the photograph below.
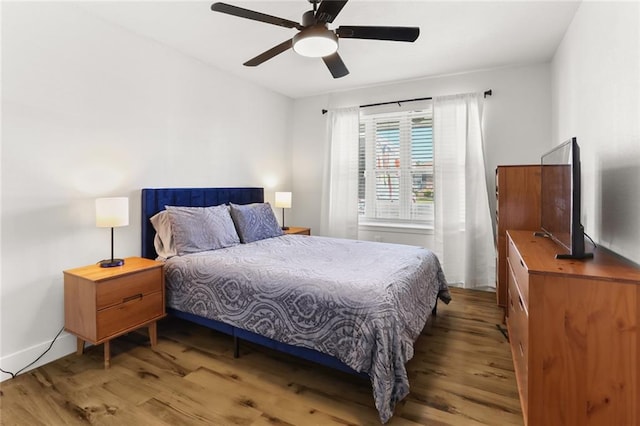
[539,137,592,259]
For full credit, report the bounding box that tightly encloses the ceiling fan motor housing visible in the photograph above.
[301,10,316,27]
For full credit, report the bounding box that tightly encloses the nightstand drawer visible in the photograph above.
[96,267,163,310]
[97,291,163,340]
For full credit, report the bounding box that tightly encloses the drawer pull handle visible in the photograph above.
[520,259,524,268]
[519,342,524,357]
[123,293,143,303]
[518,296,524,311]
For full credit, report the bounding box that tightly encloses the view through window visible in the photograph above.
[359,102,434,227]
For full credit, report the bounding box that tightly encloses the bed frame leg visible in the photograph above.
[233,335,240,358]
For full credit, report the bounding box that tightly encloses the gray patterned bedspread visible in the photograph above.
[164,235,450,423]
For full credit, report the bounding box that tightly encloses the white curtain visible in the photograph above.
[433,93,495,288]
[320,107,360,239]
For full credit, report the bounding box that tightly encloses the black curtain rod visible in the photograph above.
[360,96,432,109]
[321,89,492,114]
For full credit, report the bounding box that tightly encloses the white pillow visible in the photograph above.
[150,210,176,259]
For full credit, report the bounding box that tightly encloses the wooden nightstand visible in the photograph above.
[284,227,311,236]
[63,257,165,368]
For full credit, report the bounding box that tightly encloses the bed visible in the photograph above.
[141,187,451,423]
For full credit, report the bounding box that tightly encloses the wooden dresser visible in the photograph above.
[506,230,640,426]
[495,165,541,309]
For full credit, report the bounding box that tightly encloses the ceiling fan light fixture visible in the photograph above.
[293,25,338,58]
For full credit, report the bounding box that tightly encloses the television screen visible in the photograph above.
[541,141,572,251]
[540,137,591,259]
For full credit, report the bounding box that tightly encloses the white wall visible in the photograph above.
[0,2,293,378]
[291,64,552,247]
[551,2,640,263]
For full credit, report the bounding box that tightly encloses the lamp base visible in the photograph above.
[99,258,125,268]
[281,226,290,231]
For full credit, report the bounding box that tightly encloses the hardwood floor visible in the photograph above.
[0,287,522,425]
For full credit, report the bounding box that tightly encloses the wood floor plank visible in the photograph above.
[0,287,522,425]
[186,366,366,426]
[399,399,489,426]
[137,397,214,426]
[120,351,266,425]
[0,371,88,425]
[409,365,518,400]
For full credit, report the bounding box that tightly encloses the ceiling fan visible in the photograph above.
[210,0,420,79]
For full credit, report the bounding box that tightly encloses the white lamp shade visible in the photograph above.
[96,197,129,228]
[275,192,292,209]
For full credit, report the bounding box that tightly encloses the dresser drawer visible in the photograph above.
[96,267,163,310]
[507,258,529,412]
[508,237,529,309]
[96,291,163,340]
[508,263,529,361]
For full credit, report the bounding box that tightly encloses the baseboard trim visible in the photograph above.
[0,331,76,382]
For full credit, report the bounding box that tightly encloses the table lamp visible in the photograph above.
[274,192,292,231]
[96,197,129,267]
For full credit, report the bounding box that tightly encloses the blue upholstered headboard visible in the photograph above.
[141,187,264,259]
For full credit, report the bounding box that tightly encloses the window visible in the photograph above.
[358,102,434,227]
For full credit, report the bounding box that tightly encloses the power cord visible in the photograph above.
[584,232,598,250]
[0,326,65,379]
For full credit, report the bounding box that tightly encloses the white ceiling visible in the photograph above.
[77,1,581,99]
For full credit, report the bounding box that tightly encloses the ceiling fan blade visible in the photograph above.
[322,52,349,79]
[315,0,348,23]
[211,2,302,30]
[243,39,293,67]
[336,26,420,42]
